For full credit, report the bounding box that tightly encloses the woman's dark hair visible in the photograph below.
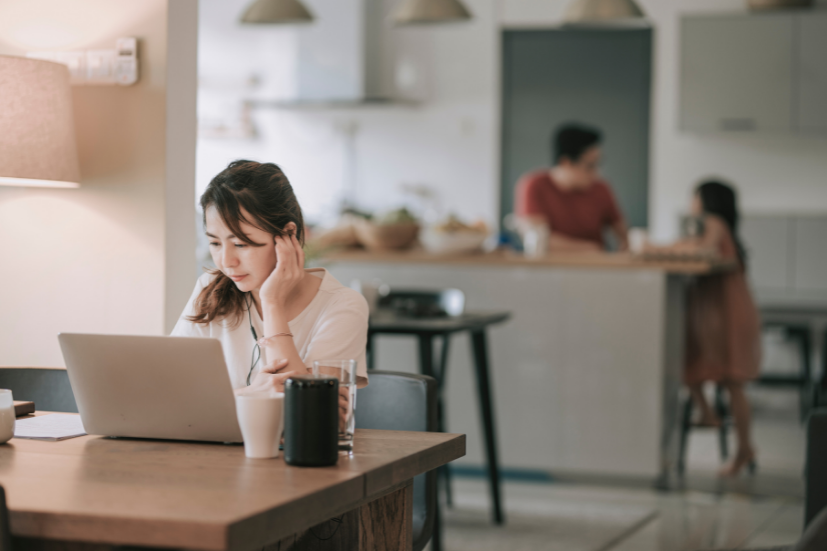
[697,179,747,264]
[188,160,305,325]
[552,123,602,164]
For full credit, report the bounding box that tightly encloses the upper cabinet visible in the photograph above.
[797,14,827,133]
[680,12,827,134]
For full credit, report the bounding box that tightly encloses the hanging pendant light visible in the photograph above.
[240,0,314,24]
[394,0,472,25]
[562,0,645,24]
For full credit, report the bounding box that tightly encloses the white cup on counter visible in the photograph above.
[235,391,285,459]
[628,228,649,255]
[523,223,550,258]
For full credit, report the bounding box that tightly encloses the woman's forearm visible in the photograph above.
[261,301,307,373]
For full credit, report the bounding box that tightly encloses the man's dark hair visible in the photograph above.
[552,123,602,164]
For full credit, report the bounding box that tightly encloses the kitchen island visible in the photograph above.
[319,249,730,484]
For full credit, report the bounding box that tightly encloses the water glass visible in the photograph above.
[312,360,357,452]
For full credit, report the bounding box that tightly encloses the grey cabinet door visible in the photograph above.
[793,217,827,293]
[741,215,791,292]
[680,14,794,132]
[796,13,827,133]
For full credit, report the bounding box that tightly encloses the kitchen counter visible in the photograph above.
[320,249,702,484]
[321,248,734,275]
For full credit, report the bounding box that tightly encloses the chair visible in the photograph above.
[757,323,813,422]
[0,368,77,413]
[355,371,440,551]
[370,287,466,508]
[0,486,11,551]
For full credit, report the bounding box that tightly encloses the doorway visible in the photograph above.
[500,28,652,228]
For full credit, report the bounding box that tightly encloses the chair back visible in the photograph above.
[0,368,77,413]
[0,486,12,551]
[355,371,438,551]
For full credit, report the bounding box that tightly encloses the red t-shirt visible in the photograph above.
[515,170,623,246]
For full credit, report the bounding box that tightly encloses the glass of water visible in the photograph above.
[312,359,358,452]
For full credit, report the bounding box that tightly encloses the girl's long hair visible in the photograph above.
[187,160,305,326]
[697,180,746,265]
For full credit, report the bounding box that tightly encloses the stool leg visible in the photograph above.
[366,332,375,371]
[470,330,504,525]
[438,334,453,508]
[715,385,729,461]
[678,394,693,476]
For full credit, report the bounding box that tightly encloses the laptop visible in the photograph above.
[58,333,243,443]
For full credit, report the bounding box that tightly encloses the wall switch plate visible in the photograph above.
[27,37,139,86]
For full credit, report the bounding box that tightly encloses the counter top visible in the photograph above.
[320,248,735,275]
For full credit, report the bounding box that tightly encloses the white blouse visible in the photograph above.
[171,268,369,389]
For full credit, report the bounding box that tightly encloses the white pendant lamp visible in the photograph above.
[562,0,645,24]
[394,0,472,25]
[240,0,314,24]
[0,56,80,189]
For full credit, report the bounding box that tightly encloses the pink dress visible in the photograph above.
[684,216,762,385]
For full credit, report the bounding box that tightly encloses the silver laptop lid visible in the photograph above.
[58,334,242,443]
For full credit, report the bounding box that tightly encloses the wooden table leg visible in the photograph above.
[274,482,414,551]
[470,329,504,525]
[358,482,413,551]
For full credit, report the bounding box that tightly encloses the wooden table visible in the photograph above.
[0,424,465,551]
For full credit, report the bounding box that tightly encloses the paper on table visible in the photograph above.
[14,414,87,441]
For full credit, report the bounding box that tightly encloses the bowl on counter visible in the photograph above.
[353,218,419,251]
[420,226,488,255]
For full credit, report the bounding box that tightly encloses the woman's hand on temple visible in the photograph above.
[259,233,306,310]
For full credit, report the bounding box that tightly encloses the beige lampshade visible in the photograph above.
[240,0,314,24]
[562,0,645,23]
[394,0,472,25]
[0,56,80,189]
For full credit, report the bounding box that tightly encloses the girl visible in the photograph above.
[172,160,369,393]
[654,180,761,476]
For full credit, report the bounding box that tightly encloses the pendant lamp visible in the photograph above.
[240,0,314,24]
[0,56,80,189]
[394,0,472,25]
[562,0,645,24]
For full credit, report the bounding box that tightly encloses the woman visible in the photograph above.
[653,180,761,477]
[172,160,369,393]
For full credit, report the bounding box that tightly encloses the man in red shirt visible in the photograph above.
[515,124,628,252]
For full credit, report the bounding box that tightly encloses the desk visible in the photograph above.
[367,311,510,525]
[0,425,465,550]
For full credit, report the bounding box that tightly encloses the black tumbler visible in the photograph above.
[284,376,339,466]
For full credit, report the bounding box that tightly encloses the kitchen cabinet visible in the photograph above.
[794,217,827,293]
[796,14,827,133]
[741,215,791,291]
[680,14,794,132]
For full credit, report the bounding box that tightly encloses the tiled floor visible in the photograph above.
[440,386,807,551]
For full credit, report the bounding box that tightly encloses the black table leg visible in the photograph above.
[366,331,375,371]
[438,334,453,508]
[470,329,504,524]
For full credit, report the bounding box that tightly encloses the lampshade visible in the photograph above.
[394,0,472,25]
[0,56,80,189]
[562,0,645,23]
[240,0,314,24]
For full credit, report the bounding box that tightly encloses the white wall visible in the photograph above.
[199,0,827,239]
[0,0,197,366]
